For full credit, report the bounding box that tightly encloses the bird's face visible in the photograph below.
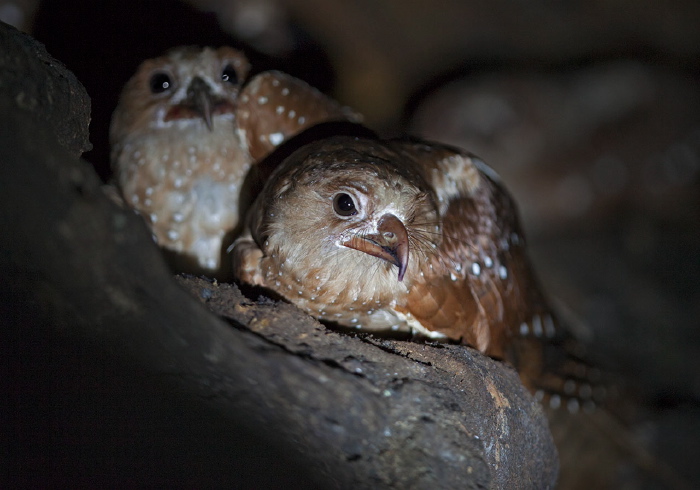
[257,139,441,289]
[110,46,250,143]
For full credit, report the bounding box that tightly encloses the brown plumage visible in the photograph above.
[232,135,600,405]
[110,46,358,277]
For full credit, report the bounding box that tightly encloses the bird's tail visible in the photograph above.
[511,301,692,489]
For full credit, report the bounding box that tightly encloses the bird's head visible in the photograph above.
[110,46,250,142]
[253,137,441,287]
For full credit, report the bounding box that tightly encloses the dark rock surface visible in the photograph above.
[0,20,91,156]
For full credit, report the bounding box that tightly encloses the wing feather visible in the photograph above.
[236,71,361,162]
[397,143,608,405]
[398,143,559,361]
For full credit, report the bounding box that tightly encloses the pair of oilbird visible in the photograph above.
[110,45,599,410]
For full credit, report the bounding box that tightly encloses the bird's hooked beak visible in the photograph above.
[184,76,216,130]
[342,213,409,281]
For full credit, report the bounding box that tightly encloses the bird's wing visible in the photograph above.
[395,143,557,360]
[236,71,361,162]
[397,142,607,406]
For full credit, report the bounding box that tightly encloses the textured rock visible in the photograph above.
[0,20,91,156]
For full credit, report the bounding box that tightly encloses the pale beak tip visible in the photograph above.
[397,265,406,282]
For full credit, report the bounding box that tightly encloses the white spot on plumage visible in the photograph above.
[498,265,508,279]
[471,262,481,276]
[550,395,561,410]
[567,399,580,414]
[519,322,529,336]
[257,96,268,104]
[532,315,543,337]
[269,132,284,146]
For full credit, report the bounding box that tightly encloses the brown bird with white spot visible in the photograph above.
[110,46,358,277]
[232,135,600,402]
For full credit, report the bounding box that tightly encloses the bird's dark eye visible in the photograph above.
[149,72,172,94]
[333,193,358,217]
[221,64,239,85]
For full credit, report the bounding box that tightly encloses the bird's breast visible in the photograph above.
[114,124,251,269]
[258,245,419,332]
